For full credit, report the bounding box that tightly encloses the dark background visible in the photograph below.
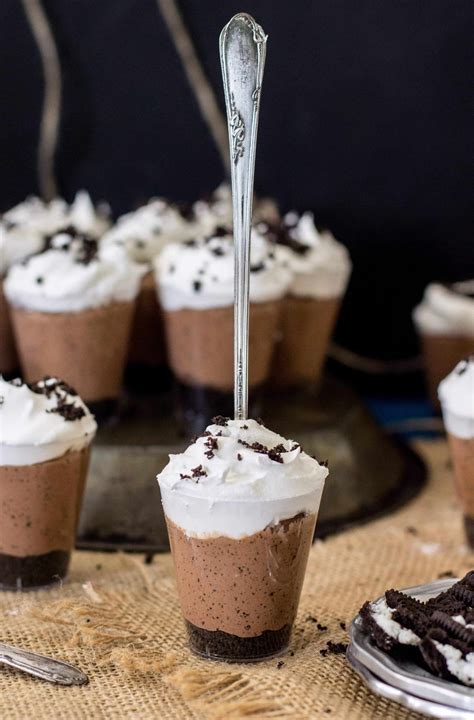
[1,0,473,375]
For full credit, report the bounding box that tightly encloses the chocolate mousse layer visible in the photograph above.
[166,512,316,660]
[163,301,281,390]
[10,301,135,404]
[163,301,281,432]
[447,433,474,549]
[0,281,18,375]
[128,272,167,371]
[271,296,341,389]
[0,448,90,589]
[421,335,474,409]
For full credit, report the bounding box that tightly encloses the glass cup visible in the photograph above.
[161,486,324,662]
[0,446,90,590]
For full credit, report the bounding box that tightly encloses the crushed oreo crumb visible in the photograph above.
[213,226,228,238]
[250,261,265,273]
[35,276,44,284]
[204,436,218,459]
[193,280,202,292]
[456,359,469,375]
[47,404,86,421]
[191,465,207,478]
[27,377,85,422]
[320,641,347,657]
[212,416,229,427]
[237,453,243,461]
[211,246,225,257]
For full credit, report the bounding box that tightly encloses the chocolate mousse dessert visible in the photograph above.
[439,357,474,547]
[268,212,352,389]
[4,230,145,419]
[154,230,292,433]
[0,197,56,377]
[0,191,110,378]
[102,198,195,388]
[413,281,474,408]
[0,376,96,589]
[158,417,328,661]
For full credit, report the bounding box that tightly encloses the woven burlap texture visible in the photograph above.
[0,440,472,720]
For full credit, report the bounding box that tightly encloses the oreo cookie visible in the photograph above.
[359,570,474,686]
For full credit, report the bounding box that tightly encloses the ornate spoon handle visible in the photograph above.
[0,642,88,685]
[220,13,267,420]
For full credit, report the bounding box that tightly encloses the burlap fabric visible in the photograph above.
[0,440,472,719]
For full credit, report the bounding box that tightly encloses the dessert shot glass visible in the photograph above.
[0,446,91,590]
[158,418,327,661]
[0,376,96,590]
[439,357,474,549]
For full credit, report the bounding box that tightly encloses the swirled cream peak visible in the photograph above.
[155,228,292,311]
[438,357,474,438]
[264,212,351,299]
[0,376,97,465]
[101,198,194,264]
[157,417,328,538]
[413,282,474,337]
[4,230,145,313]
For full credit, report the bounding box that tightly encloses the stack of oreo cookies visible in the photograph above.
[360,571,474,687]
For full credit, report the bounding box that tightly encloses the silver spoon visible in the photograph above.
[220,13,267,420]
[0,642,88,685]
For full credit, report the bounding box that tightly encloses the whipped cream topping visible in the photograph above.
[192,183,234,236]
[192,183,280,238]
[4,230,146,313]
[413,282,474,337]
[101,198,194,265]
[155,229,293,311]
[1,192,110,276]
[0,376,97,466]
[157,417,328,538]
[0,220,45,277]
[267,212,351,299]
[438,357,474,438]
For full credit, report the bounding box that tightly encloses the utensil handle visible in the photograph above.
[0,642,88,686]
[220,13,267,420]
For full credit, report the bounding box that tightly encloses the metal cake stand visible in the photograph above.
[77,376,426,553]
